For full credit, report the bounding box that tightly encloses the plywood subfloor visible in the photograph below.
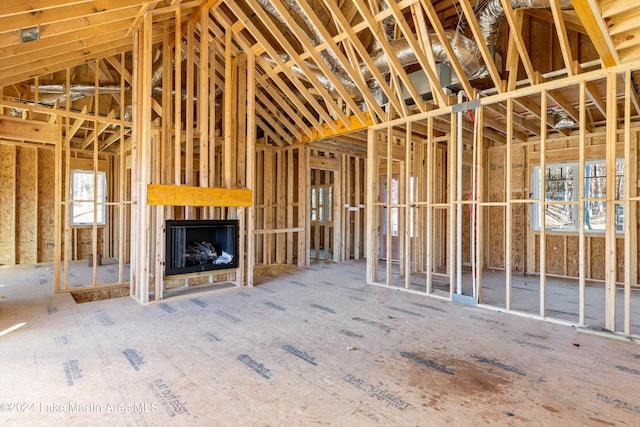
[1,261,639,426]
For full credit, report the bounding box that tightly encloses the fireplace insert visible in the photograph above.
[165,219,239,276]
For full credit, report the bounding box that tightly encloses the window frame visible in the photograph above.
[530,158,623,234]
[69,169,107,226]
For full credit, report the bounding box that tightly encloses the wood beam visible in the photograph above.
[386,0,447,106]
[549,0,575,77]
[319,0,406,115]
[243,0,362,127]
[349,0,426,113]
[222,1,342,132]
[147,184,252,207]
[0,116,58,143]
[501,0,538,85]
[82,109,117,149]
[570,0,619,67]
[284,0,386,121]
[458,0,505,92]
[255,75,312,139]
[419,0,475,97]
[300,112,374,144]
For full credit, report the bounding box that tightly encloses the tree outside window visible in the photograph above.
[530,159,623,233]
[70,170,107,225]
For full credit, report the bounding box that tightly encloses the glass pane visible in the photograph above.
[545,164,575,202]
[545,204,575,230]
[584,201,606,231]
[70,170,106,225]
[391,207,399,236]
[584,163,606,199]
[616,204,624,232]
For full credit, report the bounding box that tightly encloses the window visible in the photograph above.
[584,160,624,232]
[531,159,623,233]
[70,170,107,225]
[310,186,332,224]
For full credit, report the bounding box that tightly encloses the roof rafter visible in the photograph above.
[222,0,344,132]
[385,0,447,106]
[252,0,367,126]
[569,0,619,67]
[349,0,427,113]
[419,0,475,97]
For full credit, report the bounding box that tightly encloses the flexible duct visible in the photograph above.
[16,0,577,120]
[363,30,485,82]
[256,0,574,102]
[255,0,339,72]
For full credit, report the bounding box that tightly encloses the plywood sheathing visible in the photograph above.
[16,146,38,264]
[0,143,16,265]
[38,148,56,263]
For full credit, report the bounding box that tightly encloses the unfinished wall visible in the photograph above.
[0,143,15,265]
[16,146,37,264]
[487,147,505,269]
[254,146,305,269]
[341,153,367,261]
[527,127,640,283]
[0,142,61,266]
[38,148,56,262]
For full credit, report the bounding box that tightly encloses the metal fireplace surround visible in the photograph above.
[164,219,239,276]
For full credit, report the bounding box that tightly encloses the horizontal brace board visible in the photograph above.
[147,184,252,207]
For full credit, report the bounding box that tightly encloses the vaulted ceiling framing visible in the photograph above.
[2,0,640,150]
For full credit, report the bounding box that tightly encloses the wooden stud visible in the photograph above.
[623,69,638,334]
[304,146,311,267]
[276,150,285,264]
[540,90,547,317]
[505,97,513,310]
[354,156,361,260]
[199,7,209,191]
[426,117,433,294]
[53,118,63,292]
[118,52,126,284]
[366,127,377,283]
[92,64,99,287]
[404,122,412,289]
[264,150,273,265]
[185,21,195,220]
[287,149,294,265]
[605,71,617,331]
[476,108,484,302]
[247,51,256,286]
[386,126,393,285]
[223,28,234,189]
[333,157,341,263]
[449,113,456,296]
[63,67,72,291]
[578,81,586,325]
[174,7,182,187]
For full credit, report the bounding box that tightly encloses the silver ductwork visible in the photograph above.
[256,0,574,104]
[255,0,339,72]
[364,30,485,82]
[14,0,577,126]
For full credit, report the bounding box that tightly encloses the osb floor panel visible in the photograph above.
[1,261,639,426]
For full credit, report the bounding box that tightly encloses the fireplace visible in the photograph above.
[165,219,239,276]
